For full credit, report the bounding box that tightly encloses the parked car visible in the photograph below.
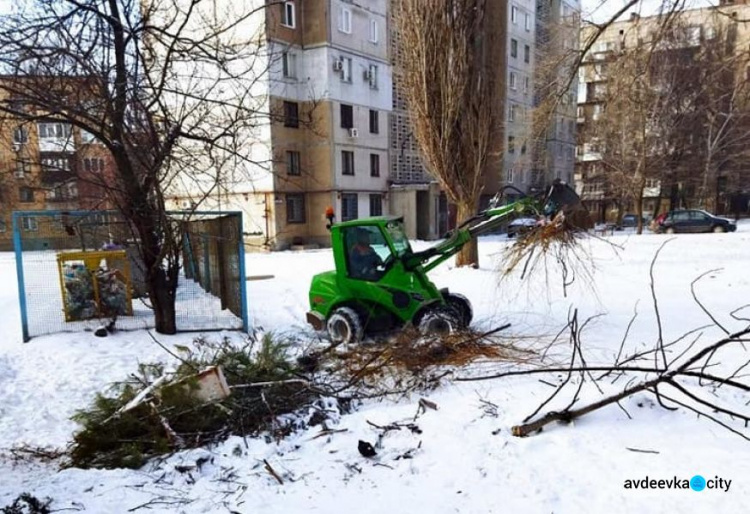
[657,209,737,234]
[620,214,647,229]
[507,217,537,238]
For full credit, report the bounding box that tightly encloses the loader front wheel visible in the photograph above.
[327,306,364,346]
[443,293,473,329]
[417,306,462,336]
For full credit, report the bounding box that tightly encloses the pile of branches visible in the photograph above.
[304,326,538,398]
[463,242,750,439]
[69,333,320,469]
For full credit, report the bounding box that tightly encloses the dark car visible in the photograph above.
[658,209,737,234]
[620,214,647,229]
[507,217,537,238]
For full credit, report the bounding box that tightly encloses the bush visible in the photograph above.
[1,493,51,514]
[68,333,318,469]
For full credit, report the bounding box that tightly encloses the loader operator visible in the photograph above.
[349,229,383,279]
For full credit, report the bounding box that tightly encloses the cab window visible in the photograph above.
[343,225,392,280]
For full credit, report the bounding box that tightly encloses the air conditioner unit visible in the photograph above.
[363,69,372,81]
[180,200,192,209]
[333,59,343,72]
[349,128,359,138]
[12,142,22,152]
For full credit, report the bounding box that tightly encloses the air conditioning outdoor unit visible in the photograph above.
[363,69,372,81]
[349,128,359,138]
[333,59,343,72]
[12,142,22,152]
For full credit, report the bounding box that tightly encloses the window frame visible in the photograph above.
[286,150,301,176]
[339,7,352,34]
[524,44,530,64]
[369,109,379,134]
[283,101,299,128]
[370,153,380,177]
[342,150,355,176]
[509,71,517,90]
[341,193,358,222]
[286,193,306,224]
[511,38,518,58]
[369,18,378,43]
[19,186,34,203]
[369,193,383,217]
[281,1,296,28]
[282,51,297,79]
[340,104,354,129]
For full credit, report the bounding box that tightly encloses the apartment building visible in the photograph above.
[532,0,580,190]
[504,1,537,197]
[0,82,115,250]
[575,1,750,222]
[169,1,392,250]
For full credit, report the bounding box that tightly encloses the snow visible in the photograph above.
[2,223,750,512]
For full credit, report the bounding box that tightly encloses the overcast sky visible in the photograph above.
[581,0,719,23]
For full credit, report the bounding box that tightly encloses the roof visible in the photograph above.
[335,216,403,228]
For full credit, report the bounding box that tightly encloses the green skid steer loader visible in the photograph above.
[306,181,588,345]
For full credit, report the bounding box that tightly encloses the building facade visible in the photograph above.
[0,82,116,250]
[169,0,392,250]
[575,1,750,223]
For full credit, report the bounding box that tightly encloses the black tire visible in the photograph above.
[417,306,462,335]
[443,293,473,329]
[713,225,726,233]
[327,306,364,346]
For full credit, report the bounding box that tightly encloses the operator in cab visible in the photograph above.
[349,229,383,279]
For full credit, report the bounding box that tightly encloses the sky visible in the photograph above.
[581,0,719,23]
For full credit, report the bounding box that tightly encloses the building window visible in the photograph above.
[506,168,514,183]
[340,56,352,82]
[511,39,518,58]
[369,18,378,43]
[525,13,531,31]
[38,122,72,139]
[342,150,355,175]
[369,194,383,216]
[21,217,38,232]
[370,153,380,177]
[509,103,517,122]
[281,1,296,28]
[341,193,358,221]
[340,104,353,129]
[42,156,71,171]
[511,5,518,24]
[369,109,379,134]
[508,135,515,154]
[83,157,105,172]
[524,44,530,63]
[80,130,97,144]
[367,64,378,89]
[283,101,299,128]
[19,187,34,203]
[286,194,306,223]
[524,76,530,92]
[15,159,30,178]
[282,51,296,78]
[339,7,352,34]
[286,150,301,176]
[0,219,6,233]
[509,71,517,90]
[521,142,527,155]
[13,127,28,144]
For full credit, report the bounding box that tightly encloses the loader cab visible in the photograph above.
[335,217,412,281]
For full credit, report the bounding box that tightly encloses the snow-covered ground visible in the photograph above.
[2,224,750,513]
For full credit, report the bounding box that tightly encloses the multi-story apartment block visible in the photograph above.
[531,0,580,190]
[0,82,115,250]
[576,1,750,223]
[171,0,392,250]
[505,1,537,196]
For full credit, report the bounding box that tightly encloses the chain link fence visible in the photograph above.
[12,210,248,341]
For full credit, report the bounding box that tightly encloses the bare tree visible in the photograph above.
[395,0,503,267]
[0,0,282,333]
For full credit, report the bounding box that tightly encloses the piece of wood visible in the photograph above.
[246,275,275,281]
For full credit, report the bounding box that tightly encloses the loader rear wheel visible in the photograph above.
[443,293,473,329]
[417,306,462,336]
[327,306,364,346]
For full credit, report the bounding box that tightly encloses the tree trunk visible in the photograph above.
[455,200,479,268]
[149,266,178,335]
[635,189,644,235]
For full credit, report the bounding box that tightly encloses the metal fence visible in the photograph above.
[12,210,248,341]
